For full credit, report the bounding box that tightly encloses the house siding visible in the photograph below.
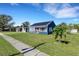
[29,21,56,34]
[30,26,48,34]
[29,26,35,32]
[48,21,56,34]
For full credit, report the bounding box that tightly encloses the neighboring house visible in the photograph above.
[70,29,78,33]
[29,21,56,34]
[16,26,29,32]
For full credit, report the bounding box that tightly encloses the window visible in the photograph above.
[49,27,52,32]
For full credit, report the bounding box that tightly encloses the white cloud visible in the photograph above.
[43,3,79,18]
[56,7,77,18]
[43,3,57,15]
[10,3,19,6]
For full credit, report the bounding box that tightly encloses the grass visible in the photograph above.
[3,32,79,56]
[0,35,21,56]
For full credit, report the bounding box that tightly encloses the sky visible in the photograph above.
[0,3,79,26]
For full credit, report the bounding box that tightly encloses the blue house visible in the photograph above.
[30,21,56,34]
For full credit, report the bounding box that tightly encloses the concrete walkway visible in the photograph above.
[0,33,48,56]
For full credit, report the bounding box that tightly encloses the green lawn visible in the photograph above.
[3,32,79,56]
[0,35,21,56]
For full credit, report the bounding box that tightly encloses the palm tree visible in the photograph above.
[53,23,67,40]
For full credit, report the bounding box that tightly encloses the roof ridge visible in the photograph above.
[31,21,53,26]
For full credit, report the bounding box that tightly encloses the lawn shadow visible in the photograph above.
[9,52,21,56]
[21,48,29,51]
[56,40,70,44]
[22,42,46,54]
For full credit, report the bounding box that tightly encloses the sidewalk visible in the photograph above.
[0,33,48,56]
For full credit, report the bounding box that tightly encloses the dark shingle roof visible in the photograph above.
[31,21,52,26]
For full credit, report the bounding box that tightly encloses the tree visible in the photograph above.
[77,24,79,32]
[73,24,78,29]
[22,21,30,32]
[0,14,14,31]
[68,24,79,32]
[22,21,30,27]
[8,22,15,31]
[68,23,73,30]
[53,22,67,40]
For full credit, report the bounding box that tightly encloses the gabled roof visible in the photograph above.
[31,21,54,26]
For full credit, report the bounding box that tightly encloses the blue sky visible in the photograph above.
[0,3,79,26]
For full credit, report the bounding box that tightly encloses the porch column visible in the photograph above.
[22,27,26,32]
